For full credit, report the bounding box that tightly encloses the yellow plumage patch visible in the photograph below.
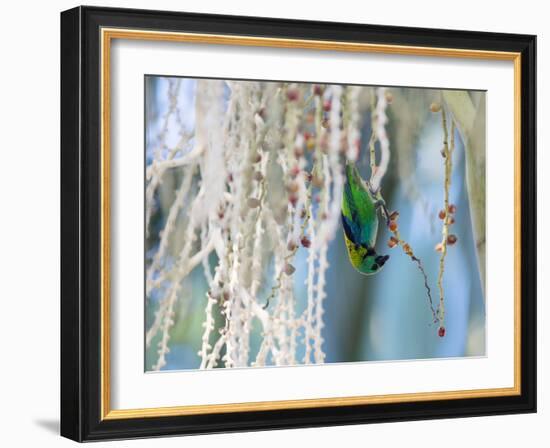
[344,234,366,268]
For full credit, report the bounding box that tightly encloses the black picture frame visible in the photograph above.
[61,5,536,442]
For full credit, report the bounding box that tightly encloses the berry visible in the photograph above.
[287,182,299,194]
[430,102,441,113]
[286,88,300,101]
[294,146,304,158]
[447,234,458,245]
[283,263,296,275]
[438,326,446,337]
[289,194,298,207]
[388,220,398,232]
[448,204,457,214]
[312,174,324,188]
[438,210,446,220]
[323,100,331,112]
[313,84,323,96]
[301,236,311,248]
[257,107,266,120]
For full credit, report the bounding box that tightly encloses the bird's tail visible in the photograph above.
[345,160,359,184]
[345,160,367,191]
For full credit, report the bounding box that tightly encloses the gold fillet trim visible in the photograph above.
[102,28,519,60]
[100,27,522,421]
[100,29,112,421]
[105,387,518,420]
[514,54,522,392]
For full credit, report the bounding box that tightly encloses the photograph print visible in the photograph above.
[144,76,486,372]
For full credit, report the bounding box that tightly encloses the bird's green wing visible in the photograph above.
[342,162,379,248]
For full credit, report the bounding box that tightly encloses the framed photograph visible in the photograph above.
[60,6,536,441]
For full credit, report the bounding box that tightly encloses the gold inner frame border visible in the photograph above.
[100,27,522,420]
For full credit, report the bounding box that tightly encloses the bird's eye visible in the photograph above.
[371,263,379,271]
[375,255,390,266]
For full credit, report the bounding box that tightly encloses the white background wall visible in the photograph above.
[0,0,545,446]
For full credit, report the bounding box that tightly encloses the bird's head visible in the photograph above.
[357,253,390,275]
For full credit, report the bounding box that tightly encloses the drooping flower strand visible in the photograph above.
[368,88,437,326]
[432,101,457,337]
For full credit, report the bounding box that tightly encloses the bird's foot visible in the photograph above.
[373,200,391,225]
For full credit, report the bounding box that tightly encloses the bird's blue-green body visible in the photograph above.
[341,162,389,275]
